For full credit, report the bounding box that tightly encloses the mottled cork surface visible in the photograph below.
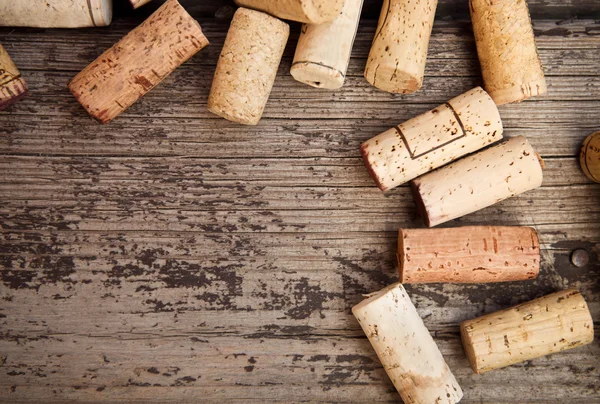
[0,0,113,28]
[0,43,27,110]
[234,0,345,24]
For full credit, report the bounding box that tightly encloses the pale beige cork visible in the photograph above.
[0,43,28,111]
[398,226,540,284]
[234,0,344,24]
[580,131,600,183]
[470,0,547,105]
[69,0,209,124]
[364,0,438,94]
[291,0,364,89]
[411,136,544,227]
[0,0,112,28]
[208,8,289,126]
[353,283,463,404]
[461,289,594,374]
[361,87,503,191]
[130,0,152,9]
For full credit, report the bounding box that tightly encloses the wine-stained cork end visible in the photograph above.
[290,62,345,90]
[0,76,28,111]
[364,64,422,94]
[489,78,548,105]
[360,142,387,191]
[580,131,600,183]
[410,180,432,228]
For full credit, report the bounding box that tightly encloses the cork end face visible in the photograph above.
[580,131,600,183]
[488,78,547,105]
[360,143,387,191]
[397,230,407,283]
[290,63,345,90]
[351,282,404,315]
[0,77,28,111]
[409,180,432,228]
[90,0,113,26]
[208,102,260,126]
[459,321,482,374]
[364,64,422,94]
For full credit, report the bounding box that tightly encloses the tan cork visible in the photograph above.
[0,0,112,28]
[580,131,600,183]
[130,0,153,9]
[461,289,594,374]
[291,0,364,89]
[0,43,28,111]
[411,136,544,227]
[234,0,344,24]
[69,0,209,124]
[353,283,463,404]
[208,8,289,126]
[361,87,503,191]
[364,0,438,94]
[470,0,547,104]
[398,226,540,284]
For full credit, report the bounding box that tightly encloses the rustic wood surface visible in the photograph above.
[1,0,599,402]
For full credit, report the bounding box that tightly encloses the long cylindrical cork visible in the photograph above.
[461,289,594,374]
[129,0,152,9]
[353,283,463,404]
[362,87,503,191]
[411,136,544,227]
[398,226,540,284]
[0,43,28,111]
[580,131,600,183]
[470,0,547,105]
[208,8,289,126]
[364,0,438,94]
[290,0,364,89]
[0,0,112,28]
[68,0,209,124]
[234,0,344,24]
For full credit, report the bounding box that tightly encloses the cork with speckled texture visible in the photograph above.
[353,283,463,404]
[208,8,289,126]
[0,43,28,110]
[461,289,594,374]
[398,226,540,284]
[290,0,364,89]
[364,0,438,94]
[68,0,209,124]
[130,0,153,9]
[361,87,503,191]
[234,0,344,24]
[580,131,600,183]
[411,136,544,227]
[470,0,547,104]
[0,0,112,28]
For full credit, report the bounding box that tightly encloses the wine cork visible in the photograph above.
[362,87,503,191]
[353,283,463,404]
[0,43,28,111]
[398,226,540,284]
[130,0,152,9]
[208,8,289,126]
[290,0,364,89]
[411,136,544,227]
[234,0,344,24]
[580,131,600,183]
[470,0,547,105]
[461,289,594,374]
[364,0,438,94]
[69,0,209,124]
[0,0,112,28]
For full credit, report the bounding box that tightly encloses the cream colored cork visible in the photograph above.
[0,43,28,111]
[470,0,547,105]
[364,0,438,94]
[580,131,600,183]
[69,0,209,124]
[362,87,503,191]
[208,8,289,126]
[130,0,152,9]
[353,283,463,404]
[234,0,344,24]
[0,0,112,28]
[461,289,594,374]
[411,136,544,227]
[290,0,364,89]
[398,226,540,284]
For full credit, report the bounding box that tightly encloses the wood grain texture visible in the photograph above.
[0,7,599,404]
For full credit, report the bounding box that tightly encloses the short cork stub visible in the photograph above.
[290,62,345,90]
[488,77,547,105]
[364,64,422,94]
[0,77,28,111]
[409,180,432,228]
[580,131,600,183]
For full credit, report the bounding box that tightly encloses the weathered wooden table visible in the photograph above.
[1,0,599,402]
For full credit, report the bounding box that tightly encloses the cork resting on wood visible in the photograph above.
[0,0,112,28]
[398,226,540,284]
[129,0,152,9]
[234,0,344,24]
[361,87,503,191]
[68,0,209,124]
[461,289,594,374]
[353,282,463,403]
[208,8,289,126]
[364,0,438,94]
[0,43,28,111]
[411,136,544,227]
[290,0,364,89]
[580,131,600,183]
[470,0,547,104]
